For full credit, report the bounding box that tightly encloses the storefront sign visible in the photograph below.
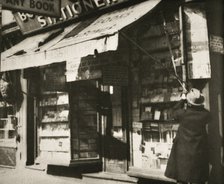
[13,0,130,34]
[184,4,211,79]
[1,0,61,17]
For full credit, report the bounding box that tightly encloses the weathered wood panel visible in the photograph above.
[0,147,16,166]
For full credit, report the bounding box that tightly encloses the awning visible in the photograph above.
[2,28,64,59]
[1,23,80,67]
[1,0,161,72]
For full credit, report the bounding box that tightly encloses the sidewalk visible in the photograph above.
[0,167,172,184]
[0,167,83,184]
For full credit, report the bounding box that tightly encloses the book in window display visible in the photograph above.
[135,21,183,172]
[38,91,71,164]
[139,93,181,171]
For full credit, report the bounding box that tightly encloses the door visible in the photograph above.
[70,80,101,162]
[101,85,128,173]
[26,75,40,166]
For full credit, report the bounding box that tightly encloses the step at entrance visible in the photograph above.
[82,172,138,184]
[25,163,47,171]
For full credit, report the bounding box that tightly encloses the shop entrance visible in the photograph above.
[69,81,128,172]
[101,85,128,173]
[26,73,129,171]
[69,80,101,162]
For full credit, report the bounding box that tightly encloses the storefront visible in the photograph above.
[1,0,221,183]
[1,0,160,171]
[128,1,211,182]
[24,50,130,173]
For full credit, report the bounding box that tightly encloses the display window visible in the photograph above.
[0,101,17,167]
[36,63,101,165]
[0,102,16,147]
[130,7,183,178]
[37,63,71,164]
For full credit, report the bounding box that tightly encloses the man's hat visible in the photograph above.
[186,88,204,106]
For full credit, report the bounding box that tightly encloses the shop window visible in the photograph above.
[37,64,102,165]
[38,91,70,163]
[0,102,17,148]
[37,63,71,164]
[130,9,183,177]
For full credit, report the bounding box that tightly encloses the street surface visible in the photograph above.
[0,167,83,184]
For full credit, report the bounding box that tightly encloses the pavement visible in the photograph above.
[0,167,83,184]
[0,166,173,184]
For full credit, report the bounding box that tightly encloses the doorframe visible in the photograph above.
[16,73,28,168]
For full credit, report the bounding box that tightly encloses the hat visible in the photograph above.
[186,88,204,106]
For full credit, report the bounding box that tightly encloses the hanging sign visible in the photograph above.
[13,0,130,35]
[184,3,211,79]
[1,0,61,17]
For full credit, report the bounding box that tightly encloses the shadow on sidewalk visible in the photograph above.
[138,178,174,184]
[47,162,102,179]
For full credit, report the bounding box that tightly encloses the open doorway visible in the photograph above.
[100,85,129,173]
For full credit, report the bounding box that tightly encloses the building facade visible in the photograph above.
[0,0,223,183]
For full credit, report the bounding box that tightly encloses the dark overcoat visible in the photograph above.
[165,104,210,183]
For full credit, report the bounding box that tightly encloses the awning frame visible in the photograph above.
[1,0,162,72]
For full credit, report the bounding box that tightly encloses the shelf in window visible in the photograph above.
[41,120,68,123]
[72,148,98,152]
[39,104,69,107]
[41,91,67,95]
[139,119,176,123]
[39,135,69,138]
[140,100,179,105]
[142,129,159,132]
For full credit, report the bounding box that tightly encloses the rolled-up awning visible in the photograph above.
[1,0,161,72]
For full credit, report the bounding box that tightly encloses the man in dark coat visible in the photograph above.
[165,88,210,184]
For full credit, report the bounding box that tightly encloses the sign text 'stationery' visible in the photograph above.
[13,0,130,34]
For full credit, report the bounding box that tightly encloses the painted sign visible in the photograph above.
[1,0,61,17]
[13,0,130,34]
[184,3,211,79]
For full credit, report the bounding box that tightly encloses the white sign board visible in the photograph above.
[184,4,211,79]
